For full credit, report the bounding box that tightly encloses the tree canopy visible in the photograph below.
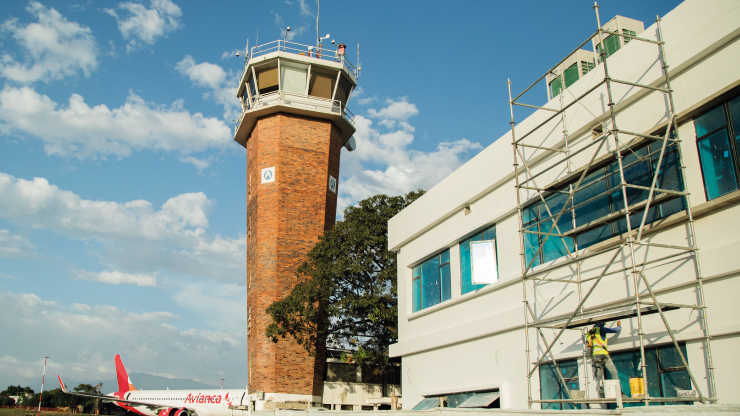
[266,190,424,367]
[18,384,98,409]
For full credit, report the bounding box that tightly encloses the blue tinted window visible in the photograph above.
[421,256,441,309]
[539,360,580,410]
[526,141,687,261]
[606,344,690,409]
[440,262,451,302]
[694,105,726,137]
[412,266,421,312]
[524,193,575,267]
[460,224,497,294]
[698,129,737,200]
[412,250,451,312]
[729,96,740,151]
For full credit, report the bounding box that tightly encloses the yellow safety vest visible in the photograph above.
[588,327,609,355]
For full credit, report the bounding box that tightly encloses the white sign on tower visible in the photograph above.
[261,167,276,183]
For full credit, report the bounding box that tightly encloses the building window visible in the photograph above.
[695,96,740,201]
[523,140,685,268]
[539,359,580,410]
[412,250,451,312]
[459,224,497,295]
[325,362,357,383]
[608,343,691,408]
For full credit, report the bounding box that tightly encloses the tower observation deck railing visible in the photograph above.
[234,90,355,135]
[506,2,716,409]
[241,40,359,80]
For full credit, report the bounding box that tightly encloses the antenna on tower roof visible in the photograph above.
[316,0,320,48]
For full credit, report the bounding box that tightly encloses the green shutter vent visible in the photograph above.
[550,77,563,98]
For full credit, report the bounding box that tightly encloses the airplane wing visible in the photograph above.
[57,375,169,409]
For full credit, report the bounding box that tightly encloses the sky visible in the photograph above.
[0,0,681,392]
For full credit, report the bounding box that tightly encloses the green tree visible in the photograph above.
[1,386,33,396]
[72,384,98,411]
[266,190,424,367]
[0,396,16,406]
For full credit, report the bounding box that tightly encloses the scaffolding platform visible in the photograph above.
[533,304,682,330]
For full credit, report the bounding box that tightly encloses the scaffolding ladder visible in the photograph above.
[506,2,717,409]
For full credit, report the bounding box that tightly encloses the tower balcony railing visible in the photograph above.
[235,90,355,134]
[241,40,358,80]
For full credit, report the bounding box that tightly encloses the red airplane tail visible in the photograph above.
[115,355,137,392]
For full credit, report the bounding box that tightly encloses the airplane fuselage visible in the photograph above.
[113,389,249,416]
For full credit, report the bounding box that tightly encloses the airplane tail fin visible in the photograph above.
[58,375,67,392]
[115,355,137,392]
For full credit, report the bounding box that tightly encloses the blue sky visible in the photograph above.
[0,0,680,392]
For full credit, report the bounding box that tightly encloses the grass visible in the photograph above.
[0,409,96,416]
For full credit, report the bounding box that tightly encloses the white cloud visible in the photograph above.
[176,56,225,90]
[105,0,183,52]
[221,49,242,60]
[0,172,245,280]
[272,12,283,27]
[367,97,419,121]
[0,289,246,389]
[378,119,396,129]
[351,87,377,106]
[179,156,214,173]
[337,105,482,212]
[0,2,98,83]
[285,26,307,41]
[71,303,91,311]
[75,270,158,287]
[174,282,246,330]
[0,86,232,159]
[0,229,34,258]
[0,172,209,242]
[176,55,239,122]
[357,96,378,105]
[298,0,314,17]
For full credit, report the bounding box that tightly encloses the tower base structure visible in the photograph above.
[246,112,342,405]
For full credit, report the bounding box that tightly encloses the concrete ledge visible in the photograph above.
[249,404,740,415]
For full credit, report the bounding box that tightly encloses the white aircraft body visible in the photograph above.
[59,355,251,416]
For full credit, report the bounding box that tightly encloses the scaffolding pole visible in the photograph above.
[507,2,716,409]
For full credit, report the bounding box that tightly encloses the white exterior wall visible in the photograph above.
[389,0,740,409]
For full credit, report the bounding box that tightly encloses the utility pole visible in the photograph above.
[37,357,49,416]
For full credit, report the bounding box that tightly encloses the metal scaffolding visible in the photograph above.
[507,3,717,409]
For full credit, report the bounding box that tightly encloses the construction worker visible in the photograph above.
[587,320,621,397]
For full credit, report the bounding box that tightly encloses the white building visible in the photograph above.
[388,0,740,410]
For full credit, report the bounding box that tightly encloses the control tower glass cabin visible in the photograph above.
[234,40,359,149]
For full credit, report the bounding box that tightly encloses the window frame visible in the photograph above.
[411,249,451,312]
[522,140,686,266]
[459,224,497,295]
[538,359,581,410]
[694,98,740,201]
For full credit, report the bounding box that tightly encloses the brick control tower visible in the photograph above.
[234,39,358,409]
